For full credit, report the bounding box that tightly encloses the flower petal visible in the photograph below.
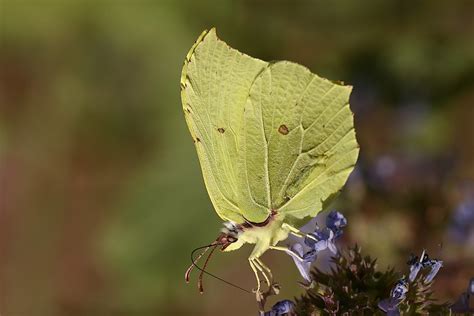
[288,243,313,283]
[328,241,338,255]
[378,298,400,314]
[424,260,443,283]
[303,249,318,262]
[408,262,422,282]
[305,228,333,250]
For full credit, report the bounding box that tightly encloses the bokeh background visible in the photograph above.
[1,1,474,315]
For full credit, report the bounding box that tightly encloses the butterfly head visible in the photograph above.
[218,221,243,250]
[185,221,245,293]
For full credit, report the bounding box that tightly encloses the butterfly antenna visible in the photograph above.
[185,244,212,283]
[187,243,251,294]
[198,244,218,293]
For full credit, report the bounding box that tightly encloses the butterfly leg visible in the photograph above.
[282,223,318,242]
[248,258,261,294]
[253,258,271,287]
[255,258,273,284]
[250,257,280,313]
[269,245,304,262]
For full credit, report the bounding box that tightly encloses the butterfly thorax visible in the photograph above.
[221,211,291,258]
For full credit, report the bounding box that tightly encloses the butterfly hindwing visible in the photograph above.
[182,29,359,225]
[242,61,359,221]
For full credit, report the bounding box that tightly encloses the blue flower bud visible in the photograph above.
[326,211,347,232]
[264,300,295,316]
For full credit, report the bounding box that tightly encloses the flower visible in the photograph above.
[407,252,425,282]
[264,299,295,316]
[304,227,337,254]
[326,210,348,238]
[408,262,423,282]
[287,243,313,283]
[406,251,442,283]
[391,279,409,300]
[286,210,347,283]
[378,278,408,316]
[377,300,401,316]
[378,278,408,315]
[423,258,443,283]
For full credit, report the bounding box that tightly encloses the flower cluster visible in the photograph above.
[287,211,347,284]
[378,250,443,315]
[262,211,347,315]
[291,244,452,315]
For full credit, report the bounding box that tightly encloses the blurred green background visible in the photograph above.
[1,1,474,315]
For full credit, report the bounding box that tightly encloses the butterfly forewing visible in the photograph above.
[181,29,270,223]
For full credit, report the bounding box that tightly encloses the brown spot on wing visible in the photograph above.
[217,127,225,133]
[278,124,289,135]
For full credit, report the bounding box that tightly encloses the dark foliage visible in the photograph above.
[294,245,450,315]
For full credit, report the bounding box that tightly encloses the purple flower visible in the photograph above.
[304,227,337,254]
[408,262,423,282]
[386,309,401,316]
[326,211,347,238]
[302,249,318,262]
[264,300,295,316]
[286,210,347,283]
[406,251,442,283]
[287,243,313,283]
[423,259,443,283]
[391,279,408,300]
[379,279,408,315]
[407,251,426,282]
[304,228,335,252]
[378,299,401,316]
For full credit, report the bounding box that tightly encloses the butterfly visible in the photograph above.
[181,28,359,302]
